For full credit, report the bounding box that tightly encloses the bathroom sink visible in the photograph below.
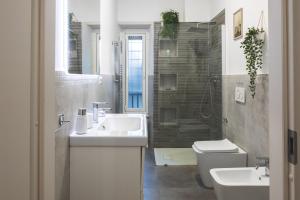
[70,114,148,147]
[210,167,269,200]
[98,116,141,132]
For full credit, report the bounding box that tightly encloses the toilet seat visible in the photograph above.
[193,139,239,153]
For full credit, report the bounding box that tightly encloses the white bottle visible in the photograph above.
[75,108,87,135]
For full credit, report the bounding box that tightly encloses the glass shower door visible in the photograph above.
[152,22,223,148]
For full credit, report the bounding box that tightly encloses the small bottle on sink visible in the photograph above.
[75,108,87,135]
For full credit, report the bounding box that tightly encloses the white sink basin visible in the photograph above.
[210,167,269,200]
[98,116,141,132]
[70,114,148,147]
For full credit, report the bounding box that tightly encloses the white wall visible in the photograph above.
[186,0,269,75]
[221,0,269,75]
[101,0,119,75]
[68,0,100,23]
[195,0,269,75]
[0,0,32,199]
[210,0,226,19]
[184,0,211,22]
[118,0,223,24]
[118,0,185,23]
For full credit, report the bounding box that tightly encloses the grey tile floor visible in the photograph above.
[144,148,217,200]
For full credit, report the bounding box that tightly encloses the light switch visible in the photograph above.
[235,87,245,103]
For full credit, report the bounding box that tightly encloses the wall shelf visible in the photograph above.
[159,39,178,57]
[159,73,177,91]
[159,107,177,126]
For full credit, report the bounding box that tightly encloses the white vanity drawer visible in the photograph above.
[70,147,145,200]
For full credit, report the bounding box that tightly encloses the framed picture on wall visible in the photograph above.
[233,8,243,40]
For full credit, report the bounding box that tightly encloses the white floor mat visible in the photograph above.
[154,148,197,166]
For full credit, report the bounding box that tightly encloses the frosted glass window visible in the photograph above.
[127,36,144,109]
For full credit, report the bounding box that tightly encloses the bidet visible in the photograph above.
[210,167,269,200]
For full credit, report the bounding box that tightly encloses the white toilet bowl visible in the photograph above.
[192,139,247,188]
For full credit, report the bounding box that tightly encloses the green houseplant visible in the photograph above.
[160,10,179,39]
[240,27,265,98]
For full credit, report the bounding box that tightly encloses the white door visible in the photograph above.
[288,0,300,199]
[123,33,147,113]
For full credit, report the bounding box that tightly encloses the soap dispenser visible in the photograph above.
[92,102,108,123]
[92,102,100,123]
[75,108,87,135]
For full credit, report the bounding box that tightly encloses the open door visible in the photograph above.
[288,0,300,199]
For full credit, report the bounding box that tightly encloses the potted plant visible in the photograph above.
[160,10,179,39]
[240,27,265,98]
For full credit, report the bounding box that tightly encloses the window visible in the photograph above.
[125,34,146,112]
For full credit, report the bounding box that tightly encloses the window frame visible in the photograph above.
[123,32,147,113]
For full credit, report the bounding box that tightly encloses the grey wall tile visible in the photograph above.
[55,74,116,130]
[152,22,223,147]
[222,74,269,166]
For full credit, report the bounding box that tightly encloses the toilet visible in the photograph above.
[192,139,247,188]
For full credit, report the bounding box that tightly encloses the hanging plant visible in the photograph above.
[240,27,265,98]
[160,10,179,39]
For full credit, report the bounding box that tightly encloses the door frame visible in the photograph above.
[30,0,40,199]
[269,0,289,200]
[287,0,300,199]
[38,0,56,199]
[38,0,290,199]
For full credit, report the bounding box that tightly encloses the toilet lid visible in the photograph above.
[194,139,239,153]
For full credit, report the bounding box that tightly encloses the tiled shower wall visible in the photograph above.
[222,74,269,166]
[152,22,223,147]
[208,24,223,141]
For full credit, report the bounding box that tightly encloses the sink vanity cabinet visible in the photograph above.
[70,147,145,200]
[70,114,147,200]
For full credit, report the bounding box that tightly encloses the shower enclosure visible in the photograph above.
[152,22,223,147]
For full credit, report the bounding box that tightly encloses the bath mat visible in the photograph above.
[154,148,197,166]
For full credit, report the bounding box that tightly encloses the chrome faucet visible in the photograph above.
[256,157,270,177]
[58,113,70,127]
[92,102,111,122]
[99,107,112,117]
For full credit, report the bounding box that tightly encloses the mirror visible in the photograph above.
[67,0,100,74]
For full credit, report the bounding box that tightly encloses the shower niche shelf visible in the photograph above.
[159,39,178,57]
[159,74,177,91]
[159,107,178,126]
